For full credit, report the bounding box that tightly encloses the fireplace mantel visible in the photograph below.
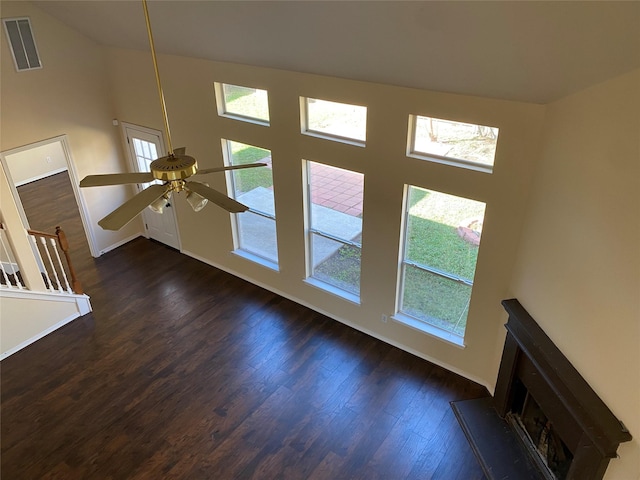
[452,299,631,480]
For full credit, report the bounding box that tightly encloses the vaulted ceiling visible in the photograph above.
[31,0,640,104]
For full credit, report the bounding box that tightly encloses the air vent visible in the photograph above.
[3,17,42,71]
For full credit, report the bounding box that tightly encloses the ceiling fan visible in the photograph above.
[80,0,265,231]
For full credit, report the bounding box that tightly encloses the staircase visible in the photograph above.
[0,222,91,359]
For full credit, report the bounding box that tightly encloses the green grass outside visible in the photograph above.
[228,142,273,194]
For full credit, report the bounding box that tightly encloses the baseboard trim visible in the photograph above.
[0,311,82,360]
[99,233,142,256]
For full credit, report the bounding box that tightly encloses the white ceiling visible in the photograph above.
[30,0,640,104]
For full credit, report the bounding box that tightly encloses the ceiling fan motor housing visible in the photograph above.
[151,154,198,181]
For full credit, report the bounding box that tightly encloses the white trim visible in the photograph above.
[0,135,100,258]
[181,248,493,394]
[99,233,142,255]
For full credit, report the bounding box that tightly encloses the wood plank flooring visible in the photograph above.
[2,173,488,479]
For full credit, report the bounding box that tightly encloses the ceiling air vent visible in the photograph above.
[3,17,42,71]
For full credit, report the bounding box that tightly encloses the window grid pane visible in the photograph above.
[226,140,277,264]
[307,161,364,296]
[304,98,367,143]
[399,186,485,337]
[220,84,270,123]
[411,115,498,170]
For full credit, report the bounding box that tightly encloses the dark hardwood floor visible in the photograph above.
[2,173,488,479]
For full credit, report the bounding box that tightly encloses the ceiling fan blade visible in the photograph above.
[98,184,170,231]
[80,172,155,187]
[194,162,267,176]
[186,181,249,213]
[173,147,186,156]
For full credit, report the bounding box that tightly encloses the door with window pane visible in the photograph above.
[123,124,180,250]
[306,161,364,298]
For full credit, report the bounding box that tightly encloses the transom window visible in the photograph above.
[408,115,499,173]
[224,140,278,267]
[396,186,486,342]
[215,83,270,124]
[301,97,367,145]
[305,161,364,300]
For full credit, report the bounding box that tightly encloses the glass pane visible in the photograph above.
[308,161,363,240]
[227,141,274,215]
[237,212,278,263]
[305,98,367,142]
[311,233,361,296]
[413,115,498,168]
[400,266,471,336]
[405,186,485,282]
[399,185,486,337]
[221,83,270,122]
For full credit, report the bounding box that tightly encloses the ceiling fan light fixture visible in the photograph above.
[149,194,169,214]
[186,185,209,212]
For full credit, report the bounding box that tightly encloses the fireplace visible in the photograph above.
[452,299,631,480]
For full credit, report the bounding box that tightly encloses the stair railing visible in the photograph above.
[0,223,25,290]
[26,226,83,295]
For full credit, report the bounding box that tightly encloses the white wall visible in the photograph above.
[4,141,67,186]
[0,1,142,254]
[509,69,640,479]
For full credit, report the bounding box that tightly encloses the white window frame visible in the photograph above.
[300,97,367,147]
[214,82,270,126]
[406,114,498,174]
[303,160,363,303]
[223,139,278,270]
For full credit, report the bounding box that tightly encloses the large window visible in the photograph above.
[408,115,499,173]
[224,140,278,267]
[305,161,364,299]
[397,186,486,341]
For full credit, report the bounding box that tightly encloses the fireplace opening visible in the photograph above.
[507,386,573,480]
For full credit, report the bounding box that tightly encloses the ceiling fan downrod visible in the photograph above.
[142,0,174,155]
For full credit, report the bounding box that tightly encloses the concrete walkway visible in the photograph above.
[237,186,362,266]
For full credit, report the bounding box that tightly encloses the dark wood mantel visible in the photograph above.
[453,299,632,480]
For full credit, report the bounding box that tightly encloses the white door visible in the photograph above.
[123,124,180,250]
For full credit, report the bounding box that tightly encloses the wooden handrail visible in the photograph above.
[26,228,57,239]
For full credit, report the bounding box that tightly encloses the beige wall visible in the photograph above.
[106,47,544,388]
[0,293,84,358]
[4,141,67,185]
[509,69,640,479]
[0,1,142,254]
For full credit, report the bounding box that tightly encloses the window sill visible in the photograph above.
[304,277,361,305]
[391,313,466,348]
[407,151,493,175]
[232,249,279,271]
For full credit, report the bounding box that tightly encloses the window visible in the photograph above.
[396,186,486,342]
[215,83,270,124]
[224,140,278,267]
[305,161,364,299]
[408,115,499,173]
[3,18,42,71]
[302,97,367,144]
